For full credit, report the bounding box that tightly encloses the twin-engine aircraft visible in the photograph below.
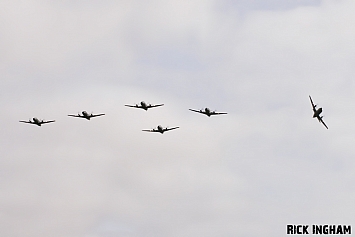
[19,118,55,126]
[68,111,105,120]
[309,95,328,129]
[125,101,164,111]
[189,108,227,117]
[142,125,179,134]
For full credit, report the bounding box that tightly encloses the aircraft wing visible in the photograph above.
[165,127,179,131]
[309,95,316,111]
[318,117,328,129]
[91,113,105,118]
[149,104,164,108]
[68,115,82,118]
[211,112,227,115]
[41,120,55,124]
[142,129,157,132]
[189,109,204,114]
[125,105,139,108]
[19,120,33,124]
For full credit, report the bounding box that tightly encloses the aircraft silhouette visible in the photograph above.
[142,125,179,134]
[125,101,164,111]
[189,108,227,117]
[68,111,105,120]
[309,95,328,129]
[19,118,55,126]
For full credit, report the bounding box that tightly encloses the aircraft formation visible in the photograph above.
[19,96,328,131]
[19,101,228,133]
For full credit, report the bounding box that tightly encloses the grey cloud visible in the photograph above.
[220,0,321,12]
[2,0,355,236]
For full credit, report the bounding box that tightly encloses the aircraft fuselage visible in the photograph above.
[204,108,212,116]
[140,101,148,110]
[313,108,322,118]
[33,118,42,126]
[82,111,91,120]
[157,125,164,133]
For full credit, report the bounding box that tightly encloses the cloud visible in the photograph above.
[2,0,355,236]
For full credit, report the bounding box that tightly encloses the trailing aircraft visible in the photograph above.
[189,108,227,117]
[68,111,105,120]
[309,95,328,129]
[125,101,164,111]
[19,118,55,126]
[142,125,179,134]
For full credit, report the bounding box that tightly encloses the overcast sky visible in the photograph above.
[2,0,355,236]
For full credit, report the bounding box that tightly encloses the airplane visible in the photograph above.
[19,118,55,126]
[125,101,164,111]
[68,111,105,120]
[189,108,227,117]
[309,95,328,129]
[142,125,179,134]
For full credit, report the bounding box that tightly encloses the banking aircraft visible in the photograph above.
[189,108,227,117]
[125,101,164,111]
[309,95,328,129]
[68,111,105,120]
[142,125,179,134]
[19,118,55,126]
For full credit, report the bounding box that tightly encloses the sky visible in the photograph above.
[1,0,355,236]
